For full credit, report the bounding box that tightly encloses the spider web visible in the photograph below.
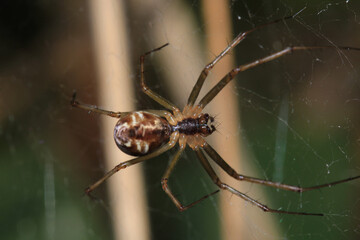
[140,1,360,239]
[1,0,360,240]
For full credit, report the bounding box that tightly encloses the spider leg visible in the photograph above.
[85,131,180,195]
[202,142,360,192]
[71,92,126,118]
[140,44,182,118]
[198,45,360,108]
[161,143,219,211]
[145,109,178,125]
[195,147,323,216]
[187,15,295,106]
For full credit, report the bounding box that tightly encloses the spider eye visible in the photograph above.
[199,114,208,124]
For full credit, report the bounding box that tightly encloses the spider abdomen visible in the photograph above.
[114,111,171,156]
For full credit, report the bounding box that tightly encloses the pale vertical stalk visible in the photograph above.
[201,1,280,239]
[88,1,150,240]
[136,0,207,105]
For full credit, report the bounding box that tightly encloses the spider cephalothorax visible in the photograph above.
[72,14,360,215]
[171,113,216,137]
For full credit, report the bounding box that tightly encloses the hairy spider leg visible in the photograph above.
[198,45,360,108]
[187,15,294,106]
[140,43,183,121]
[195,147,323,216]
[85,131,180,194]
[161,137,219,211]
[203,142,360,192]
[72,93,178,125]
[71,92,127,118]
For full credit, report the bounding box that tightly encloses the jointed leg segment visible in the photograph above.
[161,140,219,211]
[71,92,125,118]
[195,147,323,216]
[140,43,182,119]
[85,132,180,195]
[198,46,360,108]
[203,142,360,193]
[187,15,295,106]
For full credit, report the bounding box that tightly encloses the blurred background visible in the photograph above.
[1,0,360,239]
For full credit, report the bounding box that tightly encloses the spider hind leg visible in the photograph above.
[195,147,324,216]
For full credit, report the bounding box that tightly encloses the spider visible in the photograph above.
[71,16,360,216]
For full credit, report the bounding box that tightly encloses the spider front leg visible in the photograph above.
[195,147,323,216]
[161,139,219,211]
[187,15,295,106]
[198,45,360,108]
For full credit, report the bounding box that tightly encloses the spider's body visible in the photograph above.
[113,110,216,156]
[72,16,360,215]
